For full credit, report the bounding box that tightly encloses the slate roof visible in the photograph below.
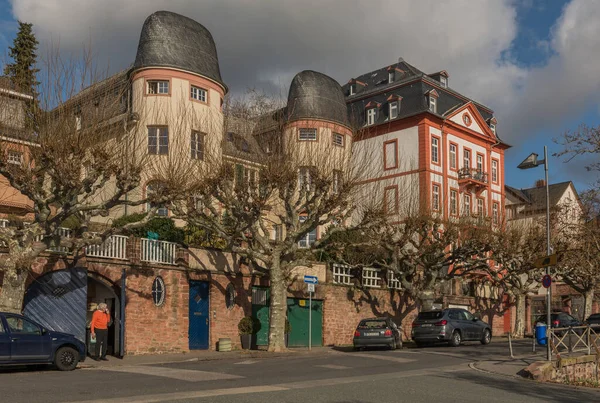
[133,11,226,91]
[286,70,350,128]
[343,59,497,136]
[506,181,574,210]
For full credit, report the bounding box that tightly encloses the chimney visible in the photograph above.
[534,179,546,188]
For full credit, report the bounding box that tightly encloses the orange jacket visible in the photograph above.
[91,310,110,333]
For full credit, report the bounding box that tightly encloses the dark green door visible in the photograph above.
[287,298,323,347]
[252,287,270,346]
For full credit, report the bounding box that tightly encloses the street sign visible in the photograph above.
[542,274,552,289]
[533,254,557,268]
[304,275,318,284]
[307,283,315,293]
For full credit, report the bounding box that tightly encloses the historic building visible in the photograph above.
[0,10,512,355]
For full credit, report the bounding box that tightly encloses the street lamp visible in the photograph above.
[518,145,551,361]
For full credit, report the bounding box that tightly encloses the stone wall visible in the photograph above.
[524,355,600,385]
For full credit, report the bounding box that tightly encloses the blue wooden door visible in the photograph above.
[189,281,209,350]
[23,268,87,343]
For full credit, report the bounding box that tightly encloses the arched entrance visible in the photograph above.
[23,268,122,357]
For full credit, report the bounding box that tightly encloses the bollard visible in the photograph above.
[508,332,514,358]
[532,332,536,352]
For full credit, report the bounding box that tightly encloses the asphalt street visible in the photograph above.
[1,340,599,403]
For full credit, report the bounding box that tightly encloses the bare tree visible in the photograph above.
[0,51,158,312]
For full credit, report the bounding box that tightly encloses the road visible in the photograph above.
[1,340,599,403]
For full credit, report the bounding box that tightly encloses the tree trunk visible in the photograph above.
[583,289,594,321]
[0,267,28,313]
[267,258,287,352]
[512,293,526,338]
[417,290,435,312]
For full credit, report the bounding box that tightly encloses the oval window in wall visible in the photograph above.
[225,283,236,310]
[152,276,166,307]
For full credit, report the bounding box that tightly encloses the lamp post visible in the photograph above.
[518,145,551,361]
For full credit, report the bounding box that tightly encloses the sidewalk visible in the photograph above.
[79,346,334,369]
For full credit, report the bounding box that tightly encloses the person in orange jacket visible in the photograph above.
[91,303,110,361]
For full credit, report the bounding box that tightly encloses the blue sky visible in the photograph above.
[1,0,598,194]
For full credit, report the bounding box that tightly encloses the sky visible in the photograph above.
[0,0,599,193]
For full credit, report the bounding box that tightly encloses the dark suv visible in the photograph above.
[411,308,492,347]
[535,312,582,330]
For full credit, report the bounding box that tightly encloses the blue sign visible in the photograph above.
[542,274,552,289]
[304,275,318,284]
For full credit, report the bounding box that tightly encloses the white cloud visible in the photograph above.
[7,0,600,151]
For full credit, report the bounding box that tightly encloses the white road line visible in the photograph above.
[94,365,243,382]
[349,353,416,363]
[234,360,259,365]
[315,364,351,370]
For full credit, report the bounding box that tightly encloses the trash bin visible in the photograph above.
[535,322,547,346]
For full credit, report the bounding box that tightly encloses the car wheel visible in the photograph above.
[54,346,79,371]
[449,331,461,347]
[481,329,491,345]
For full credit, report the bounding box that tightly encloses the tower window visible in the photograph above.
[389,101,398,119]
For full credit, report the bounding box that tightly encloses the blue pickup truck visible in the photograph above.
[0,312,86,371]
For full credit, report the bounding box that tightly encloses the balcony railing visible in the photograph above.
[458,168,488,184]
[85,235,128,260]
[140,238,177,265]
[37,227,72,253]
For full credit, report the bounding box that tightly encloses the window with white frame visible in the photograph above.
[298,166,313,190]
[333,132,344,147]
[493,202,499,224]
[75,114,82,131]
[7,150,23,165]
[388,71,394,83]
[244,167,258,186]
[148,126,169,155]
[429,96,437,113]
[449,144,457,170]
[272,224,283,241]
[432,184,440,211]
[190,85,207,102]
[387,270,401,290]
[147,80,169,94]
[349,84,355,95]
[366,108,377,125]
[298,128,317,141]
[477,154,484,172]
[431,137,439,164]
[333,264,353,285]
[389,101,398,119]
[146,183,169,217]
[463,194,471,216]
[463,149,471,169]
[450,190,458,216]
[298,216,317,248]
[477,198,484,216]
[440,76,448,88]
[362,267,381,288]
[492,160,498,183]
[191,131,205,160]
[490,123,496,134]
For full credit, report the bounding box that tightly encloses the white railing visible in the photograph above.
[332,264,353,285]
[85,235,128,260]
[140,238,177,265]
[39,227,72,253]
[362,267,382,288]
[387,271,402,290]
[0,219,8,228]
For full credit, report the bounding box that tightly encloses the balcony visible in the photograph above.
[458,168,488,195]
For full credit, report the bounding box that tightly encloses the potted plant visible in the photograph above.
[238,316,256,350]
[285,319,292,347]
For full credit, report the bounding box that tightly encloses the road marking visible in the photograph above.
[95,365,243,382]
[235,360,259,365]
[350,352,415,363]
[315,364,350,370]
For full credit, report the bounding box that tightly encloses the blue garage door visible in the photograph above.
[23,268,87,342]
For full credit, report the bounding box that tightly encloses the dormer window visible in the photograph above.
[349,84,355,95]
[367,108,377,126]
[440,76,447,88]
[388,71,394,84]
[490,123,496,134]
[429,96,437,113]
[389,101,398,119]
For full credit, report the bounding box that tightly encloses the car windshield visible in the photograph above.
[417,311,443,320]
[358,320,387,329]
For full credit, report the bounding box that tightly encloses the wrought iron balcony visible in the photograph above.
[458,168,488,184]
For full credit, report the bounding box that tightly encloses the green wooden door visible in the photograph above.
[287,298,323,347]
[252,287,270,346]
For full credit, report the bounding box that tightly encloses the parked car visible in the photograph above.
[353,317,402,350]
[411,308,492,347]
[0,312,86,371]
[534,312,582,329]
[585,313,600,328]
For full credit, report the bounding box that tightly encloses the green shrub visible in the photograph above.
[112,213,185,244]
[238,316,259,335]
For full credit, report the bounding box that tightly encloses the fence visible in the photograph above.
[85,235,128,260]
[549,325,600,357]
[140,238,177,265]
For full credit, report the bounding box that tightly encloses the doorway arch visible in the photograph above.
[87,274,121,357]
